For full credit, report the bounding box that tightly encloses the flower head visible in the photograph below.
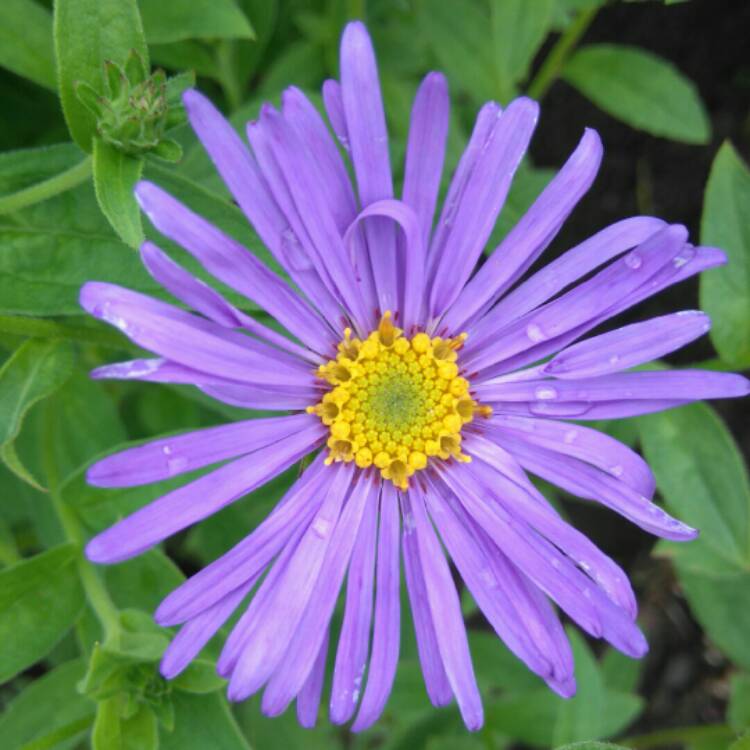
[81,21,748,732]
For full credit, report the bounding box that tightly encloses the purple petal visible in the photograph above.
[140,241,317,363]
[423,476,560,681]
[344,200,425,333]
[80,282,314,388]
[246,110,347,328]
[465,224,688,372]
[282,86,378,315]
[475,244,726,381]
[544,311,711,379]
[401,494,452,707]
[409,485,483,731]
[475,216,666,331]
[466,453,636,616]
[439,463,648,659]
[135,179,336,356]
[227,463,354,701]
[160,578,255,679]
[85,422,324,564]
[88,413,315,488]
[296,629,329,728]
[259,107,374,332]
[403,72,450,251]
[322,79,349,150]
[329,482,378,724]
[261,476,374,716]
[340,21,397,313]
[493,432,699,541]
[156,455,329,626]
[443,128,603,332]
[485,413,655,498]
[198,382,321,411]
[428,101,501,271]
[219,501,313,679]
[182,89,342,327]
[429,97,539,317]
[476,370,750,403]
[351,484,401,731]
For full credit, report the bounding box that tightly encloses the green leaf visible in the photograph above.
[490,0,555,99]
[640,404,750,669]
[0,659,93,750]
[0,0,56,90]
[172,659,226,694]
[0,544,85,683]
[639,403,750,571]
[0,339,74,488]
[140,0,254,44]
[486,630,642,746]
[418,0,497,104]
[161,692,250,750]
[0,142,280,318]
[554,743,630,750]
[699,142,750,367]
[563,44,711,143]
[54,0,149,151]
[92,140,144,248]
[729,673,750,732]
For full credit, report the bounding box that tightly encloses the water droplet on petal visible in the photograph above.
[161,445,188,476]
[624,252,642,269]
[526,323,546,343]
[312,518,332,538]
[563,429,578,444]
[609,464,624,478]
[534,385,558,400]
[608,354,620,365]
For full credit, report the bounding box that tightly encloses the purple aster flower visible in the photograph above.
[81,21,748,732]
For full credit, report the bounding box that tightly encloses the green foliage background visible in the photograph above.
[0,1,748,749]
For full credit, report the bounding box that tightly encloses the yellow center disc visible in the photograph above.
[308,313,491,490]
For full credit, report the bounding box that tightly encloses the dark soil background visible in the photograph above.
[530,0,750,742]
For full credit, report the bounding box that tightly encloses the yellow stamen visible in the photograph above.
[310,313,490,489]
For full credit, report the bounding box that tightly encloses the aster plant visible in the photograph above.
[80,21,748,732]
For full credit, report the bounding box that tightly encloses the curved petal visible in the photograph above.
[344,200,425,332]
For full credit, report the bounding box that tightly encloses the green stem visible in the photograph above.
[623,723,736,749]
[527,6,599,101]
[0,156,92,215]
[42,406,121,645]
[0,315,135,350]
